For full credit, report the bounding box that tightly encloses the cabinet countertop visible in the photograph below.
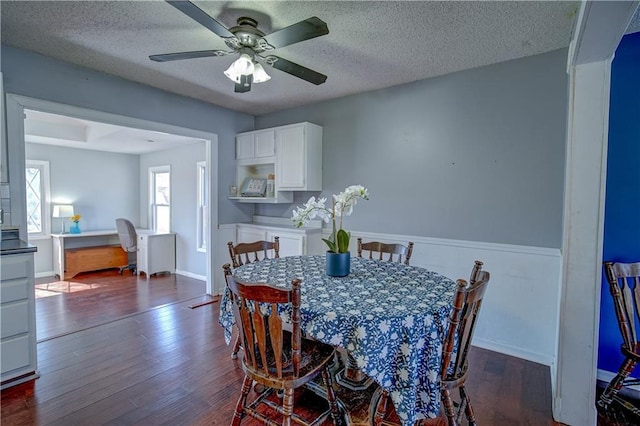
[236,222,321,234]
[1,238,37,255]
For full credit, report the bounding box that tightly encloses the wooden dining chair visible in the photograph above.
[370,260,490,426]
[597,261,640,420]
[227,237,280,359]
[223,264,342,426]
[357,238,414,265]
[227,237,280,268]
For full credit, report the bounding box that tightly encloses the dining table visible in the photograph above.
[218,254,457,426]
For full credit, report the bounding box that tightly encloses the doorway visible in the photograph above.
[6,94,219,341]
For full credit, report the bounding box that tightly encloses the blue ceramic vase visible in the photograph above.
[70,222,81,234]
[326,251,350,277]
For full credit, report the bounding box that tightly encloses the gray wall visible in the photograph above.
[26,143,139,230]
[1,44,254,225]
[140,142,207,276]
[25,142,139,274]
[256,49,568,248]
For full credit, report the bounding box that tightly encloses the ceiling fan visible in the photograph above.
[150,0,329,93]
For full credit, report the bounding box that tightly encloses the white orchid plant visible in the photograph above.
[292,185,369,253]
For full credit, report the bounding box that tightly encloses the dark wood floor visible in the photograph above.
[2,281,566,426]
[34,269,207,341]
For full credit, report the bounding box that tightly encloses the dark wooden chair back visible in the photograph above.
[357,238,414,265]
[441,268,490,387]
[227,237,280,268]
[223,263,302,380]
[604,261,640,352]
[222,264,341,425]
[597,261,640,418]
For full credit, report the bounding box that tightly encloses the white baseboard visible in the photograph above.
[175,269,206,281]
[35,271,55,279]
[473,337,556,367]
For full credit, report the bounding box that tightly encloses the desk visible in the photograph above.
[218,255,457,425]
[52,230,176,280]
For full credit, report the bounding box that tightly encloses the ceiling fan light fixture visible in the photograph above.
[252,62,271,83]
[224,53,255,83]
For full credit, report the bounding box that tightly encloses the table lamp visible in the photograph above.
[53,204,74,234]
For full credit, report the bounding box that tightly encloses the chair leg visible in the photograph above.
[322,367,341,425]
[597,357,637,411]
[371,389,390,426]
[231,334,241,359]
[282,387,294,426]
[459,385,477,426]
[441,388,457,426]
[232,375,252,426]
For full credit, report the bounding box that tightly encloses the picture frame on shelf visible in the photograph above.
[240,177,268,197]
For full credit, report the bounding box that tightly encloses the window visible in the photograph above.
[149,165,170,233]
[196,161,207,252]
[25,160,51,238]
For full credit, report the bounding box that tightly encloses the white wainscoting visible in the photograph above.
[332,230,563,368]
[214,224,238,294]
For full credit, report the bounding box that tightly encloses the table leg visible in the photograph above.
[335,353,374,391]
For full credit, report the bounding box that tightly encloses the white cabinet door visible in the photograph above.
[268,231,305,258]
[237,226,267,243]
[236,133,254,160]
[1,252,38,388]
[254,129,275,158]
[276,125,306,189]
[236,130,275,160]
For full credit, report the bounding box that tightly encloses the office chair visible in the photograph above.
[115,218,137,274]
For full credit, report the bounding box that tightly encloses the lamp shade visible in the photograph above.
[252,62,271,83]
[53,204,74,218]
[224,54,255,83]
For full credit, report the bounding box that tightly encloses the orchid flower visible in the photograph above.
[291,185,369,253]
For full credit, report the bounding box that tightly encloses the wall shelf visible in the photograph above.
[228,192,293,204]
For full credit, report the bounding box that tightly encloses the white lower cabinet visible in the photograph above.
[1,252,39,389]
[267,231,304,258]
[137,231,176,278]
[236,227,268,245]
[235,223,322,258]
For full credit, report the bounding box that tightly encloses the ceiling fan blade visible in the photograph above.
[235,74,253,93]
[261,17,329,49]
[167,0,234,39]
[264,55,327,85]
[149,50,230,62]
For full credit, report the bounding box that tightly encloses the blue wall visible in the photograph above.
[599,32,640,374]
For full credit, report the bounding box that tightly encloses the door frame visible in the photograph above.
[5,93,218,295]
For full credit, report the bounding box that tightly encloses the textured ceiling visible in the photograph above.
[1,1,581,116]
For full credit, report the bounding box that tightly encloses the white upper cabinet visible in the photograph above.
[276,122,322,191]
[232,122,322,203]
[236,129,275,160]
[254,130,276,158]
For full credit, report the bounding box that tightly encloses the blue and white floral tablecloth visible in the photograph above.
[218,255,456,425]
